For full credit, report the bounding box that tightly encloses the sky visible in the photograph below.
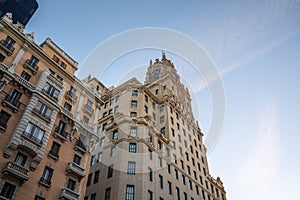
[25,0,300,199]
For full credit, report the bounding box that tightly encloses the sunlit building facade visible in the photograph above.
[85,53,226,200]
[0,14,102,200]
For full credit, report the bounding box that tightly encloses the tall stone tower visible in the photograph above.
[85,53,226,200]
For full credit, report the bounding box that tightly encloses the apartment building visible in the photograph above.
[0,14,102,200]
[85,53,226,200]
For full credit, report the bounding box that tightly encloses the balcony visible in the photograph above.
[54,128,68,142]
[2,95,21,112]
[59,187,80,200]
[39,177,51,188]
[83,104,94,115]
[32,108,51,123]
[0,40,15,56]
[74,139,86,154]
[66,91,77,102]
[2,161,29,183]
[23,59,39,74]
[66,162,85,179]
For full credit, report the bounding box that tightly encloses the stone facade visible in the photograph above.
[85,53,226,200]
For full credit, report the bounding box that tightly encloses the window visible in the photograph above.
[104,102,109,109]
[159,175,163,189]
[180,160,184,170]
[200,176,203,185]
[91,193,96,200]
[148,149,152,160]
[160,116,164,123]
[87,173,92,187]
[130,112,137,117]
[52,55,59,63]
[170,106,173,113]
[202,190,206,200]
[184,192,187,200]
[57,120,67,134]
[132,90,138,96]
[0,182,16,199]
[152,113,156,120]
[108,109,113,114]
[103,112,108,118]
[148,134,153,143]
[178,135,181,143]
[179,147,183,155]
[0,53,5,62]
[171,128,175,136]
[171,117,174,124]
[49,142,60,158]
[196,185,200,195]
[6,89,21,106]
[205,181,209,189]
[21,71,31,81]
[189,180,193,190]
[130,127,137,137]
[64,102,72,111]
[25,123,45,144]
[102,123,107,132]
[40,166,53,185]
[110,146,116,157]
[83,115,89,124]
[152,102,156,109]
[2,36,15,49]
[185,153,189,161]
[105,187,111,200]
[35,101,52,120]
[168,181,172,194]
[90,156,95,166]
[112,130,118,140]
[173,154,177,164]
[158,157,162,167]
[194,171,197,180]
[0,110,10,129]
[165,147,170,157]
[127,162,136,175]
[145,95,148,102]
[100,137,105,147]
[144,105,148,113]
[187,166,191,175]
[43,82,59,100]
[34,195,45,200]
[182,175,186,185]
[114,106,119,113]
[73,154,82,165]
[107,165,113,178]
[116,95,120,102]
[94,170,100,184]
[126,185,135,200]
[148,167,153,181]
[157,140,162,150]
[175,169,178,179]
[159,105,164,112]
[177,123,180,130]
[131,100,137,108]
[97,152,103,162]
[175,187,180,200]
[110,98,114,105]
[167,164,171,174]
[14,152,27,166]
[155,89,159,95]
[203,168,206,176]
[129,143,136,153]
[148,190,153,200]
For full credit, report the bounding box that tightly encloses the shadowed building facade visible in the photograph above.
[85,53,226,200]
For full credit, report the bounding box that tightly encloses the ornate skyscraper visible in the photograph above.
[85,53,226,200]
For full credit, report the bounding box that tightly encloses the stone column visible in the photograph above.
[8,44,28,73]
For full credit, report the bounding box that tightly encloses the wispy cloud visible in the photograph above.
[232,100,282,199]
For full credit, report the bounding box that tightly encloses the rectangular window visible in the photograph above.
[94,170,100,184]
[105,187,111,200]
[21,71,31,81]
[0,182,16,199]
[148,149,153,160]
[168,181,172,194]
[126,185,135,200]
[184,192,187,200]
[97,152,103,162]
[130,127,137,137]
[189,180,193,190]
[148,167,153,182]
[159,105,164,112]
[145,95,148,102]
[182,175,186,185]
[131,100,137,108]
[14,152,27,166]
[49,142,60,158]
[148,190,153,200]
[0,110,10,129]
[130,112,137,117]
[35,101,52,120]
[100,137,105,146]
[6,89,21,106]
[40,166,53,185]
[127,162,136,175]
[129,143,137,153]
[175,187,180,200]
[114,106,119,113]
[25,123,45,144]
[116,95,120,102]
[107,165,113,178]
[144,105,148,113]
[158,157,162,167]
[112,130,118,140]
[167,164,171,174]
[175,169,178,179]
[132,90,138,96]
[43,82,59,100]
[87,173,92,187]
[110,146,116,157]
[73,154,82,165]
[159,175,163,189]
[160,116,164,123]
[91,193,96,200]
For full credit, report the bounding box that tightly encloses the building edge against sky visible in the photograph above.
[0,11,226,200]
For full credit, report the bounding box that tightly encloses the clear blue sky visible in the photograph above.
[26,0,300,199]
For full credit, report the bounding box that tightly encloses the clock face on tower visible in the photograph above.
[150,68,160,79]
